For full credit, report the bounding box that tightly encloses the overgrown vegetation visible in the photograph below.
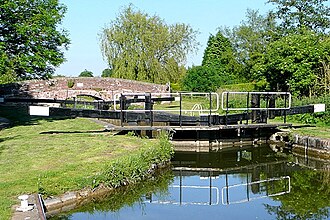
[0,106,173,219]
[284,95,330,126]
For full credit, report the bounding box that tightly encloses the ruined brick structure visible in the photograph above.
[0,77,169,101]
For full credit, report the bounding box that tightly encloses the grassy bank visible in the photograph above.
[0,107,173,219]
[285,123,330,139]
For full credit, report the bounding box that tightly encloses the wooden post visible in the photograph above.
[179,93,182,127]
[246,92,250,124]
[120,94,126,127]
[284,92,288,123]
[268,94,276,119]
[145,93,153,137]
[251,94,260,123]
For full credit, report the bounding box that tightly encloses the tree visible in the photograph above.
[182,66,221,92]
[101,68,113,77]
[222,9,278,80]
[100,5,198,84]
[202,30,239,77]
[79,69,94,77]
[0,0,70,83]
[253,31,330,96]
[0,43,15,84]
[267,0,330,34]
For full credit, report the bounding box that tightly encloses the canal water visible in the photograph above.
[49,144,330,220]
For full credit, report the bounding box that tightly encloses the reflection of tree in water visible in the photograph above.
[265,167,330,220]
[50,168,174,219]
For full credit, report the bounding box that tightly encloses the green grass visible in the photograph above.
[0,106,173,219]
[288,123,330,139]
[218,82,256,92]
[291,125,330,139]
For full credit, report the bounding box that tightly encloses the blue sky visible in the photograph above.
[56,0,274,77]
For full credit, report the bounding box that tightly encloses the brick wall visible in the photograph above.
[0,77,169,100]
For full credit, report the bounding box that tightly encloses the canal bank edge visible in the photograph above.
[291,134,330,160]
[43,162,170,217]
[40,133,172,217]
[271,132,330,160]
[8,128,174,219]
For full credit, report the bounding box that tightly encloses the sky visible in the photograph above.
[56,0,274,77]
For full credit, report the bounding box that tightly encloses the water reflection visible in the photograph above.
[49,145,330,220]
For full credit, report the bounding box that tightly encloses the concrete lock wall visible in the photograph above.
[0,77,169,101]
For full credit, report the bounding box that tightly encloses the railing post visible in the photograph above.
[246,172,250,201]
[246,92,250,125]
[251,94,260,123]
[145,92,152,125]
[179,93,182,127]
[73,97,76,109]
[268,94,276,119]
[284,92,287,123]
[225,171,229,204]
[145,92,153,137]
[120,93,124,127]
[209,171,212,205]
[265,93,269,124]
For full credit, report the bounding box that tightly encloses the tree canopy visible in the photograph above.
[208,0,330,96]
[202,30,237,74]
[101,68,113,77]
[182,31,239,92]
[100,5,198,84]
[0,0,70,83]
[223,9,278,80]
[268,0,330,34]
[79,69,94,77]
[182,66,221,92]
[253,31,330,96]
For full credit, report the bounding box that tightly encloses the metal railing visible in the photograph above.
[113,92,219,113]
[221,176,291,205]
[144,185,220,206]
[221,91,291,111]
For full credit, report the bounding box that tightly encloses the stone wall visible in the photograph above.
[292,134,330,151]
[270,132,330,159]
[0,77,169,101]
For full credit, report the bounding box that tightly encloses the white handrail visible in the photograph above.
[113,92,219,113]
[221,91,291,111]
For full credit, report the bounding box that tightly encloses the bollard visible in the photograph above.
[16,195,34,212]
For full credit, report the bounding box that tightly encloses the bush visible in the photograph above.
[287,95,330,125]
[67,79,75,88]
[182,66,221,92]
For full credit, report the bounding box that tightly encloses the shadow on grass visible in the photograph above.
[39,130,109,134]
[292,125,316,128]
[0,105,74,128]
[0,136,18,143]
